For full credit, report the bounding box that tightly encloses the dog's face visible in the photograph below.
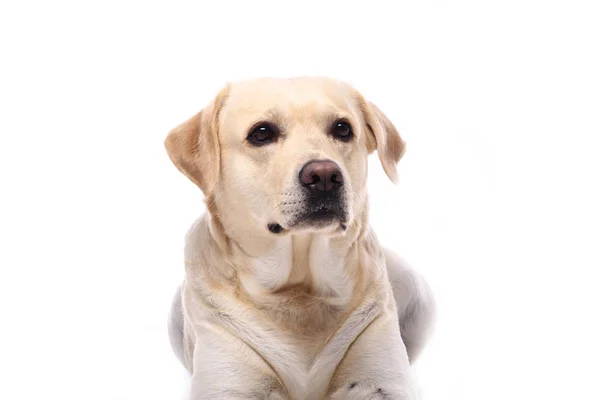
[166,77,404,237]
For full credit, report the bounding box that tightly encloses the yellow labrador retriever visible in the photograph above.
[166,77,435,400]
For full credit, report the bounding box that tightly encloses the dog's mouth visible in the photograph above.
[268,185,349,234]
[268,204,348,234]
[268,223,285,234]
[311,205,337,218]
[267,220,347,234]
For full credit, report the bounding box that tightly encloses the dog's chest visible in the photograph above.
[252,307,346,397]
[261,294,343,336]
[243,291,379,399]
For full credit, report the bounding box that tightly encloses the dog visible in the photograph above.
[165,77,435,399]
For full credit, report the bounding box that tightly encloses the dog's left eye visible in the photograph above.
[330,120,353,142]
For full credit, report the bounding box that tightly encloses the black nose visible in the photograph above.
[299,160,343,192]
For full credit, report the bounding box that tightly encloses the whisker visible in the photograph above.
[271,201,285,212]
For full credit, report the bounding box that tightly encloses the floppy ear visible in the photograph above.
[360,99,406,183]
[164,87,229,194]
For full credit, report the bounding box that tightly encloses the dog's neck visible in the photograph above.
[236,230,360,305]
[183,205,385,338]
[185,201,376,309]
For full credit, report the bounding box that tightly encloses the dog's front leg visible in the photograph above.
[328,312,417,400]
[189,329,287,400]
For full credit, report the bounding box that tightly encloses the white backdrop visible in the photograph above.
[1,1,599,399]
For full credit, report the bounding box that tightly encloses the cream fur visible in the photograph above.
[165,77,435,399]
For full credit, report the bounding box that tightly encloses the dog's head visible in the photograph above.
[165,77,404,237]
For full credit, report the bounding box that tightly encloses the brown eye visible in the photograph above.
[247,122,278,146]
[330,120,353,142]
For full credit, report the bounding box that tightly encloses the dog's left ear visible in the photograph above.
[359,98,406,183]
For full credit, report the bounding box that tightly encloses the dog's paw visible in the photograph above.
[329,381,413,400]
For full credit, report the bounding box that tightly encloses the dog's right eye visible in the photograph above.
[247,122,278,146]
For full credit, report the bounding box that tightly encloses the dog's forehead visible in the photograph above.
[222,77,357,120]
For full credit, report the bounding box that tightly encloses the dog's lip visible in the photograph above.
[273,200,348,232]
[273,214,348,233]
[296,207,346,225]
[312,206,333,215]
[267,222,285,234]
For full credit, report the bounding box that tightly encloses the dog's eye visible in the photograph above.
[247,122,278,146]
[330,120,353,142]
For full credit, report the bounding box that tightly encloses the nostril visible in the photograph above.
[331,174,342,184]
[311,174,321,184]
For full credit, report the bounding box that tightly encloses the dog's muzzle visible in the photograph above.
[268,160,348,234]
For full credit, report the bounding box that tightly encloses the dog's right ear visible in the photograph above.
[164,86,229,195]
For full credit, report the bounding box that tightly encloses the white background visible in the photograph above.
[1,1,599,399]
